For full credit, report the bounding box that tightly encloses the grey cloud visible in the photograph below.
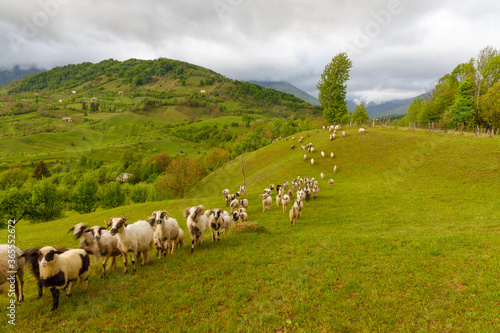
[0,0,499,103]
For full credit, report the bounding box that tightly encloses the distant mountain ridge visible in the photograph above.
[249,81,320,106]
[0,66,45,86]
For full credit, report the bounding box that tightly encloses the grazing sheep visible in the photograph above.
[358,128,366,134]
[33,246,90,311]
[333,165,337,173]
[237,208,248,222]
[335,125,341,131]
[282,194,290,214]
[289,206,300,226]
[183,206,209,254]
[291,145,295,149]
[108,218,154,274]
[269,184,275,191]
[310,158,315,165]
[260,193,272,212]
[239,198,249,209]
[312,185,319,199]
[321,151,325,158]
[328,179,334,185]
[304,154,307,161]
[342,131,346,138]
[288,189,293,197]
[230,199,240,212]
[0,245,25,302]
[148,211,181,258]
[321,172,325,180]
[222,189,230,197]
[283,180,289,189]
[330,152,334,158]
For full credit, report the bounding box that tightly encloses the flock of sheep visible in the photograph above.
[0,124,365,312]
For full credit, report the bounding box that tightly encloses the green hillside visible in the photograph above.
[1,127,499,332]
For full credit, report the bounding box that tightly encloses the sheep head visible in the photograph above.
[69,223,88,239]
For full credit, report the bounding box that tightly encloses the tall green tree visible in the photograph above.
[317,53,353,123]
[450,80,476,127]
[29,178,63,222]
[101,181,126,209]
[352,102,370,125]
[33,161,51,180]
[0,187,32,227]
[71,174,100,214]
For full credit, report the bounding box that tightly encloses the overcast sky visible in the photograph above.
[1,0,499,103]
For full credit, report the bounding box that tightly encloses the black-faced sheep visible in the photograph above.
[148,211,181,259]
[208,209,232,242]
[31,246,90,311]
[183,206,209,254]
[21,247,68,298]
[108,217,154,274]
[0,245,25,302]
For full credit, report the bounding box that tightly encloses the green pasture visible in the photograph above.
[1,127,499,332]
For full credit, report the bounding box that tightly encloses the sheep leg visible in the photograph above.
[66,280,76,296]
[50,288,60,311]
[122,251,128,274]
[101,256,109,276]
[211,229,216,242]
[170,240,175,255]
[131,251,137,273]
[37,278,44,298]
[190,236,195,254]
[141,250,148,266]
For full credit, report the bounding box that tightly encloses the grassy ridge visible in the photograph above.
[1,127,499,332]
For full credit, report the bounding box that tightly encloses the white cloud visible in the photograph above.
[0,0,499,102]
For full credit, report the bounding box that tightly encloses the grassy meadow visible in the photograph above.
[1,127,499,332]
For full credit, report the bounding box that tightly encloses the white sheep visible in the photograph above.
[330,152,334,158]
[239,185,246,197]
[0,244,25,302]
[183,206,209,254]
[281,194,290,214]
[283,180,289,189]
[108,217,153,274]
[312,185,319,199]
[69,223,99,259]
[297,188,306,201]
[310,158,315,165]
[289,206,300,226]
[342,131,346,138]
[85,226,121,277]
[303,153,307,161]
[358,128,366,134]
[174,228,184,249]
[222,189,230,197]
[230,199,240,212]
[328,179,334,185]
[209,209,232,241]
[320,172,325,180]
[333,165,337,173]
[148,211,181,258]
[260,193,272,212]
[33,246,90,311]
[239,199,249,209]
[321,151,325,158]
[293,199,304,219]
